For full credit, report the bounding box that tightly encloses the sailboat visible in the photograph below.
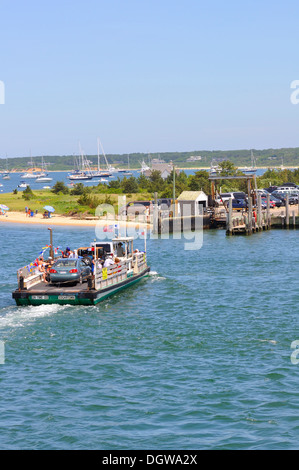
[36,157,53,182]
[139,159,150,173]
[120,155,132,175]
[92,139,112,178]
[209,159,221,176]
[21,153,40,179]
[2,159,11,179]
[240,150,257,175]
[68,145,93,180]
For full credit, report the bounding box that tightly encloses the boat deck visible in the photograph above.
[12,267,150,306]
[23,281,89,294]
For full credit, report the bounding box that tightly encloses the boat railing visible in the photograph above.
[133,251,147,272]
[94,252,147,290]
[94,259,128,290]
[17,265,43,290]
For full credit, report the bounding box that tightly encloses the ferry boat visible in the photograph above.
[12,235,150,306]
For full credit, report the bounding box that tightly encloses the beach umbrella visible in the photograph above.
[0,204,9,211]
[43,205,55,212]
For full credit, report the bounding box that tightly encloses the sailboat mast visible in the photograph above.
[97,138,101,171]
[99,139,109,170]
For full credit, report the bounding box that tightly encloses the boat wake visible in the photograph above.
[0,304,67,330]
[149,270,166,281]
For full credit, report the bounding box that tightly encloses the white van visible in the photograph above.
[275,188,299,195]
[216,192,246,204]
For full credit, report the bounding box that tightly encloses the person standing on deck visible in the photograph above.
[103,254,114,268]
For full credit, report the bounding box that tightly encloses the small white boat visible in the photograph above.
[209,165,221,176]
[139,159,150,173]
[239,151,257,175]
[69,172,93,180]
[21,172,39,179]
[36,176,53,183]
[18,182,28,188]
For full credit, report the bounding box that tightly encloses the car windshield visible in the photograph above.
[54,259,77,268]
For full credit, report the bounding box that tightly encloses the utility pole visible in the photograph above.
[48,228,54,259]
[173,164,176,216]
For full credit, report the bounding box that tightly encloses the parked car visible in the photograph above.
[264,186,278,193]
[261,197,275,208]
[269,195,283,207]
[288,195,297,205]
[272,191,297,205]
[254,189,270,198]
[216,192,247,205]
[277,183,299,192]
[230,198,247,211]
[271,192,286,205]
[49,258,92,285]
[290,192,299,203]
[153,198,172,210]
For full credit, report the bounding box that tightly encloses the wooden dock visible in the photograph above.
[226,194,299,235]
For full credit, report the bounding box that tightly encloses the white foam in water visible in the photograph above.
[0,304,66,330]
[149,270,166,281]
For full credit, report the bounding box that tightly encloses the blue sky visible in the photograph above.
[1,0,299,157]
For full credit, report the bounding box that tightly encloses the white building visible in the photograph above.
[177,191,208,215]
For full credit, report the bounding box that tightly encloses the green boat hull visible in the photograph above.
[13,268,150,306]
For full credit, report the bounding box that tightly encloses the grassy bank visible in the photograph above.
[0,189,152,216]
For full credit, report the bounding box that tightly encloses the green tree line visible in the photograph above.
[49,164,299,212]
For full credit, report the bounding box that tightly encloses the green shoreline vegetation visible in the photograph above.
[1,148,299,171]
[1,163,298,217]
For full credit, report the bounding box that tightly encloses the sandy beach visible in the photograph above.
[0,211,151,229]
[0,205,296,228]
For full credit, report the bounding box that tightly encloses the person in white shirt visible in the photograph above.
[103,255,114,268]
[97,259,103,270]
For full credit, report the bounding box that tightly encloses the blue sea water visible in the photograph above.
[0,222,298,449]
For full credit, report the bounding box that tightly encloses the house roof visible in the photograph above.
[177,191,207,201]
[143,163,180,178]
